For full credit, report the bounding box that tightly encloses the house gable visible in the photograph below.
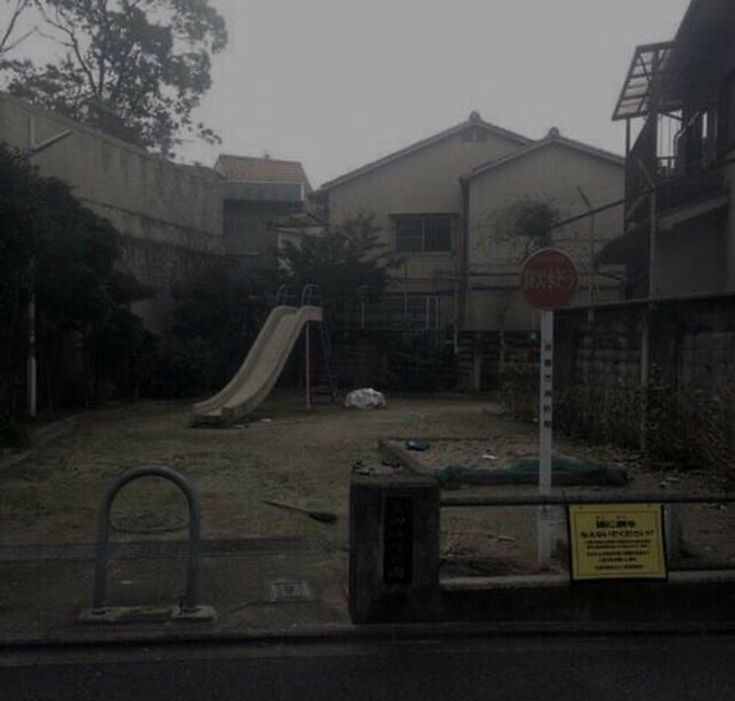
[463,132,623,183]
[319,115,534,228]
[466,137,625,271]
[314,112,532,197]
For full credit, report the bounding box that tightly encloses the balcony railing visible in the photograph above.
[625,107,724,222]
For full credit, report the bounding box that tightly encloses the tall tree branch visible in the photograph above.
[0,0,33,57]
[40,5,99,94]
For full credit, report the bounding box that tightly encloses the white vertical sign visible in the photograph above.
[537,309,554,567]
[519,248,578,570]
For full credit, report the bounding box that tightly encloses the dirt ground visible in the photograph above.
[1,390,733,575]
[391,436,735,575]
[0,392,501,548]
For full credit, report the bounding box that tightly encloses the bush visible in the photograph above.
[0,144,152,415]
[498,359,537,421]
[148,338,219,399]
[646,373,735,475]
[554,371,735,480]
[555,378,643,448]
[278,212,396,307]
[386,332,456,391]
[0,417,30,451]
[141,265,269,399]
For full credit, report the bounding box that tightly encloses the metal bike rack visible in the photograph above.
[81,465,214,623]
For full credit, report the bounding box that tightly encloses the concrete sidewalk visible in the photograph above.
[4,537,735,647]
[0,537,350,645]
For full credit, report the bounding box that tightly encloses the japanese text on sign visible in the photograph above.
[521,267,577,293]
[541,340,553,430]
[383,496,414,585]
[568,504,667,581]
[520,248,578,310]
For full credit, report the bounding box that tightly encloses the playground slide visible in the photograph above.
[191,305,323,426]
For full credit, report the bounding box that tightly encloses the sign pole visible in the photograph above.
[305,321,312,410]
[25,115,73,418]
[519,248,578,570]
[537,308,554,567]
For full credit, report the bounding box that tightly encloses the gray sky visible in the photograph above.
[185,0,691,187]
[19,0,691,188]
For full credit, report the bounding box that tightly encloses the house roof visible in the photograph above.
[313,112,533,196]
[461,129,624,181]
[215,154,311,192]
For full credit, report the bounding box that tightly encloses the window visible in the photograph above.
[395,215,454,254]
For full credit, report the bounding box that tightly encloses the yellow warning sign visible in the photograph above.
[568,504,667,581]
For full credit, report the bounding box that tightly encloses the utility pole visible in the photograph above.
[576,187,596,308]
[26,114,73,418]
[636,159,658,454]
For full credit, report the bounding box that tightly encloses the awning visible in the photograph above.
[612,42,678,121]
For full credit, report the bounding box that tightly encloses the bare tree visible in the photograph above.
[2,0,227,156]
[0,0,35,57]
[488,196,564,260]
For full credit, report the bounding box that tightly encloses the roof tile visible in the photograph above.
[216,155,311,192]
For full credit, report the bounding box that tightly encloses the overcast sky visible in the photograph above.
[42,0,695,187]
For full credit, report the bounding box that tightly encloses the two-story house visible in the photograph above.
[313,112,625,338]
[600,0,735,299]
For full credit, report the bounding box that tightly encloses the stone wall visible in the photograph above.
[0,91,225,332]
[555,294,735,469]
[557,295,735,392]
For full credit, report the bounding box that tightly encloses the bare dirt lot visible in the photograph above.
[0,393,501,548]
[1,391,733,575]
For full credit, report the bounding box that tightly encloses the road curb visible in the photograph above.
[3,619,735,652]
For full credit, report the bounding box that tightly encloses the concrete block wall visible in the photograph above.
[554,293,735,452]
[0,92,225,332]
[556,306,643,385]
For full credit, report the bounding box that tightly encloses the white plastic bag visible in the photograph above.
[344,388,386,409]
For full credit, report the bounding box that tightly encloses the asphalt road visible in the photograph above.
[2,634,734,700]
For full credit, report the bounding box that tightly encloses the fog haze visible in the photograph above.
[181,1,692,186]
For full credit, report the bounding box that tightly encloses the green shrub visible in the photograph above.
[160,265,267,398]
[152,337,222,399]
[498,359,537,421]
[386,332,456,391]
[0,417,30,450]
[645,373,734,474]
[555,378,643,448]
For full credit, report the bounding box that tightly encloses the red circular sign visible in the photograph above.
[520,248,578,309]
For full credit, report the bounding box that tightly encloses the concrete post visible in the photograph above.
[349,474,440,623]
[471,335,483,392]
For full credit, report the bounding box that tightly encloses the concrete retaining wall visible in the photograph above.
[0,92,225,332]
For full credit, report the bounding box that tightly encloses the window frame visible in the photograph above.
[393,213,456,256]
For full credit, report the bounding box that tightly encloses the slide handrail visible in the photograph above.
[300,284,321,306]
